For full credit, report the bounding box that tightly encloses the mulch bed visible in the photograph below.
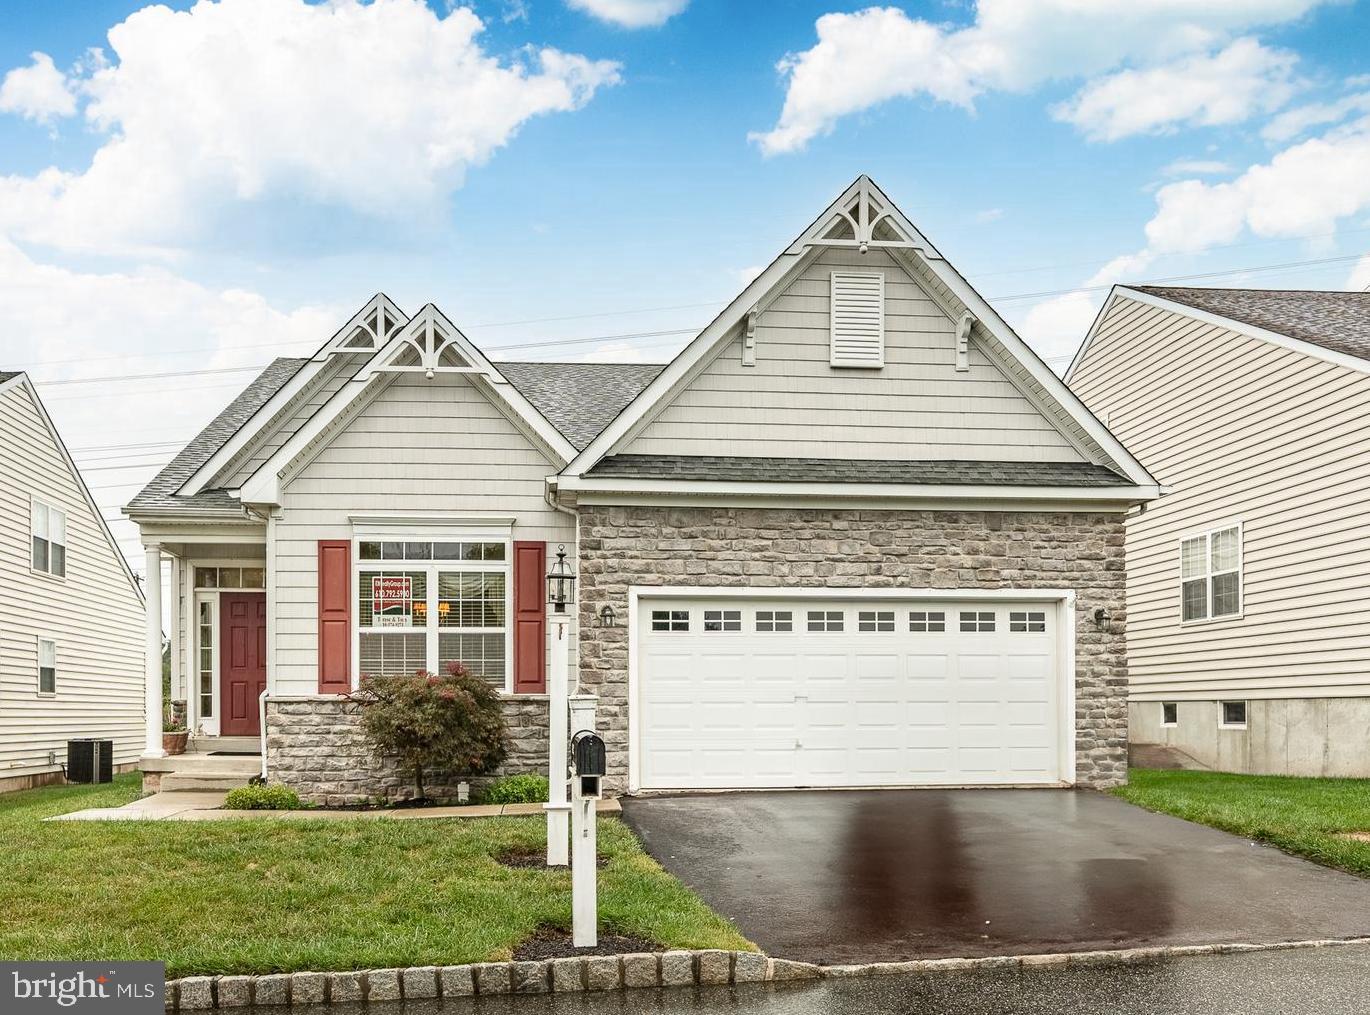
[495,847,609,869]
[513,926,663,960]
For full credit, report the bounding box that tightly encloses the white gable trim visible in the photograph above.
[1067,286,1370,382]
[237,304,576,505]
[178,294,409,496]
[2,374,144,601]
[563,176,1157,491]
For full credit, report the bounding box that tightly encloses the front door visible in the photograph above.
[220,592,267,736]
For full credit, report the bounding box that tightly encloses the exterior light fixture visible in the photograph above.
[547,544,577,614]
[598,604,617,628]
[1093,607,1111,631]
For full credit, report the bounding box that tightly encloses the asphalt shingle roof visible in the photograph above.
[126,357,308,516]
[1134,286,1370,362]
[586,454,1133,487]
[0,371,20,384]
[494,361,664,450]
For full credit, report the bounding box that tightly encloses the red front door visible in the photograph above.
[220,593,267,736]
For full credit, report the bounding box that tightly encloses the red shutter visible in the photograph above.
[317,540,351,694]
[512,541,547,694]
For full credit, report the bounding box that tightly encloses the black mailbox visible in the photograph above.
[571,730,607,798]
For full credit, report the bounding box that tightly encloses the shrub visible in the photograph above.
[224,784,302,811]
[481,774,549,805]
[347,662,508,801]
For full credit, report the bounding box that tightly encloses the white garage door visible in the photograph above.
[636,596,1066,790]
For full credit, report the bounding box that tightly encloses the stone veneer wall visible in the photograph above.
[576,506,1129,794]
[266,696,549,805]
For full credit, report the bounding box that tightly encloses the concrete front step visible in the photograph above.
[161,772,256,792]
[161,754,261,775]
[189,736,260,754]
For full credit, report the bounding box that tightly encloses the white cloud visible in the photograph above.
[566,0,688,28]
[0,0,620,255]
[1261,89,1370,142]
[1018,251,1154,363]
[1052,39,1298,142]
[1347,253,1370,291]
[1161,158,1235,176]
[974,208,1004,223]
[752,0,1332,154]
[0,52,77,123]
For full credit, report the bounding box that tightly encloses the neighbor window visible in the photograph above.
[755,610,793,632]
[858,610,895,632]
[31,500,66,577]
[807,610,844,632]
[356,539,509,686]
[1181,525,1242,622]
[37,638,56,694]
[960,611,995,632]
[651,610,690,632]
[1010,610,1046,633]
[703,609,742,632]
[1220,701,1248,729]
[1161,702,1178,727]
[909,611,946,632]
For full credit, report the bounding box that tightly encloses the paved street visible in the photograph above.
[242,945,1370,1014]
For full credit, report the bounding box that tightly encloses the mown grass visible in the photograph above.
[1115,768,1370,877]
[0,774,750,977]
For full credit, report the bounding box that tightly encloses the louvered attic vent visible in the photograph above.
[830,271,884,368]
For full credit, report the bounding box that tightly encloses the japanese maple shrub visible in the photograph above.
[347,662,508,802]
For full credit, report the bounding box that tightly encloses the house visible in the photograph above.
[1068,285,1370,777]
[0,371,145,792]
[126,177,1159,802]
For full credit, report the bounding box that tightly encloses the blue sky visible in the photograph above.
[2,0,1369,562]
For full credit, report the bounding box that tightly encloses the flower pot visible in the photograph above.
[163,731,189,756]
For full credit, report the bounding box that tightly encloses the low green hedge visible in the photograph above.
[223,784,303,811]
[480,774,549,805]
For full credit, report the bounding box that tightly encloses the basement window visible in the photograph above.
[1161,702,1178,728]
[1219,701,1248,730]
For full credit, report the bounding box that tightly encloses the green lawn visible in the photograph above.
[1115,768,1370,877]
[0,775,750,977]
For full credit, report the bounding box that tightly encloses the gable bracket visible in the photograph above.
[742,306,758,367]
[955,312,976,372]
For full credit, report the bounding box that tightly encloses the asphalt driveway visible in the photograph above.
[621,789,1370,965]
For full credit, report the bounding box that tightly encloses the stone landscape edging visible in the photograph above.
[163,937,1370,1008]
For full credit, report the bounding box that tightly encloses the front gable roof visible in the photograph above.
[560,175,1158,496]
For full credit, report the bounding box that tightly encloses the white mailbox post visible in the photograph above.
[568,693,602,948]
[544,613,572,867]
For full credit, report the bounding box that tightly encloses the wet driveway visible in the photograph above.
[621,789,1370,965]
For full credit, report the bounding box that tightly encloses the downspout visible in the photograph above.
[258,689,269,783]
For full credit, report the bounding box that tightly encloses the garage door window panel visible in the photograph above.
[960,611,995,632]
[909,611,945,632]
[807,610,844,632]
[703,609,742,632]
[1010,611,1046,633]
[756,610,793,632]
[858,610,895,632]
[651,610,689,632]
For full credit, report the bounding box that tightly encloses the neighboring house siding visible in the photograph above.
[576,504,1129,794]
[0,383,144,779]
[271,370,574,695]
[1070,295,1370,703]
[623,247,1085,463]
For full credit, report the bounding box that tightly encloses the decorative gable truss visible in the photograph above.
[237,304,577,506]
[318,293,407,357]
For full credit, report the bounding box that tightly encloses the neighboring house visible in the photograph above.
[0,371,145,792]
[127,177,1159,802]
[1068,285,1370,777]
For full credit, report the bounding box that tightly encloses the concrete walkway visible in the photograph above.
[49,792,620,822]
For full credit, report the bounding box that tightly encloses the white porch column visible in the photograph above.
[544,612,571,866]
[143,543,166,758]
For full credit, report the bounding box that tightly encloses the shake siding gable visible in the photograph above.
[1070,294,1370,700]
[0,382,144,776]
[271,370,575,695]
[621,247,1085,463]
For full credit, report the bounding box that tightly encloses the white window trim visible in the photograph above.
[351,536,513,693]
[37,637,56,696]
[625,586,1078,795]
[1179,522,1244,626]
[1218,700,1249,730]
[29,496,67,580]
[1160,702,1178,729]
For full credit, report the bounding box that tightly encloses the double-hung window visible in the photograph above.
[31,499,66,577]
[37,638,56,694]
[355,539,510,688]
[1180,525,1241,622]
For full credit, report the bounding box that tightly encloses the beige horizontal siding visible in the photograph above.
[272,371,574,696]
[1070,295,1370,701]
[0,383,145,776]
[624,247,1085,463]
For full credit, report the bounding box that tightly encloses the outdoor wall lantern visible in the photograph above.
[1093,607,1112,632]
[547,544,577,614]
[598,604,617,628]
